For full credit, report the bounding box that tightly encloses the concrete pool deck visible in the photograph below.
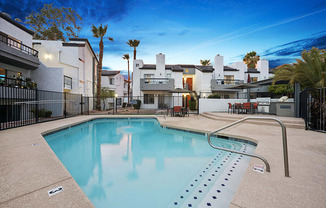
[0,114,325,207]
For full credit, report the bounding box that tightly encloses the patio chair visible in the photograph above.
[173,106,182,117]
[182,108,189,117]
[253,103,258,114]
[234,103,242,114]
[228,103,233,114]
[242,102,252,114]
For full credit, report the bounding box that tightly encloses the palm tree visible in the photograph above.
[243,51,260,68]
[273,47,326,88]
[200,59,211,66]
[122,54,130,104]
[91,24,113,110]
[127,39,140,60]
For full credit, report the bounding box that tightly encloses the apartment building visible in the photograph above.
[132,53,273,108]
[32,38,98,96]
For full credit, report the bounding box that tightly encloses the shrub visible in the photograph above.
[189,100,196,110]
[122,102,127,108]
[31,108,52,118]
[207,94,221,99]
[133,100,141,109]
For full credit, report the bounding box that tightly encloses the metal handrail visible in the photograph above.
[207,117,290,177]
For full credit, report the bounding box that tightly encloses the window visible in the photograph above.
[64,76,72,89]
[144,94,154,104]
[251,77,258,82]
[224,75,234,84]
[110,78,115,85]
[166,73,171,78]
[124,82,127,88]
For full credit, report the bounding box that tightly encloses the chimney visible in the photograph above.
[156,53,165,77]
[213,54,224,79]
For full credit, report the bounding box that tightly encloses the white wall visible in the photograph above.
[199,98,247,113]
[31,63,63,92]
[213,54,224,79]
[0,17,33,47]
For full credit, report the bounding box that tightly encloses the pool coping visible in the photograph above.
[2,114,326,208]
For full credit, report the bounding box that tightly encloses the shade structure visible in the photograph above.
[226,83,259,102]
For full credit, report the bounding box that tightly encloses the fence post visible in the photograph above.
[35,89,39,123]
[294,83,300,118]
[81,94,83,115]
[64,92,67,118]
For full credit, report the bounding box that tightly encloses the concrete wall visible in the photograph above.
[195,69,212,95]
[213,54,224,79]
[31,63,63,92]
[199,98,248,113]
[0,17,33,47]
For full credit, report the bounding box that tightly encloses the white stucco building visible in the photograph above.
[101,70,128,97]
[32,38,98,96]
[132,53,273,108]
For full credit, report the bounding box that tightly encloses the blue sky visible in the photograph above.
[1,0,326,75]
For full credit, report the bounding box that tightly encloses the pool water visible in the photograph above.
[45,118,255,208]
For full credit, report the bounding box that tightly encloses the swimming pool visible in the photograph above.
[44,118,256,208]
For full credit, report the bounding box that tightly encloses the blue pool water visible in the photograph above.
[45,118,255,208]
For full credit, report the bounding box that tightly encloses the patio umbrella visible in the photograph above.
[227,83,258,102]
[247,74,251,83]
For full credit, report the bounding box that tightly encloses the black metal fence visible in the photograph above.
[0,86,89,130]
[91,95,199,115]
[300,87,326,132]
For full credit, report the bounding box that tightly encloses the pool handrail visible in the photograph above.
[207,116,290,177]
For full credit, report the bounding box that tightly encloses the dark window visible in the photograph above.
[64,76,72,89]
[144,94,154,104]
[110,78,115,85]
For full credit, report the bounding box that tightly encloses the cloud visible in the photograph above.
[0,0,132,23]
[263,32,326,57]
[102,66,113,70]
[268,58,297,68]
[178,29,189,36]
[157,32,166,36]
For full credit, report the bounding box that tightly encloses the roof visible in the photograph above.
[0,12,34,35]
[269,68,275,74]
[69,38,99,63]
[245,68,260,73]
[195,65,214,72]
[102,70,120,76]
[140,64,184,72]
[224,66,239,71]
[178,64,196,68]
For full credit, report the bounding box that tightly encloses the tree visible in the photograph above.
[273,47,326,89]
[243,51,260,68]
[100,87,115,110]
[92,24,114,110]
[200,60,211,66]
[122,54,131,104]
[127,39,140,60]
[25,4,83,41]
[268,84,294,96]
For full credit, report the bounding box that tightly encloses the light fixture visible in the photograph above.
[45,54,51,59]
[115,94,118,98]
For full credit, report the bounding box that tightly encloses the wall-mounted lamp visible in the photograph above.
[203,93,206,98]
[45,54,51,60]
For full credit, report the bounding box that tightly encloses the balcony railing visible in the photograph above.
[140,78,174,91]
[0,77,37,89]
[213,79,244,85]
[0,33,38,57]
[144,78,170,84]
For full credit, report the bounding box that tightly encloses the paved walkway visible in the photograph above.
[0,114,325,207]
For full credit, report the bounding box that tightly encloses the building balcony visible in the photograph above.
[0,33,40,70]
[211,79,244,91]
[140,78,174,91]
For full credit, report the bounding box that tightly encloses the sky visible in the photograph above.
[1,0,326,76]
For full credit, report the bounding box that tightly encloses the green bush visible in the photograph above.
[207,94,221,99]
[189,100,196,110]
[133,100,141,109]
[268,84,294,95]
[31,108,52,118]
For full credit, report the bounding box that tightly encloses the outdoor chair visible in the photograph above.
[182,108,189,117]
[228,103,233,113]
[173,106,182,117]
[242,102,251,114]
[253,103,258,114]
[234,103,243,114]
